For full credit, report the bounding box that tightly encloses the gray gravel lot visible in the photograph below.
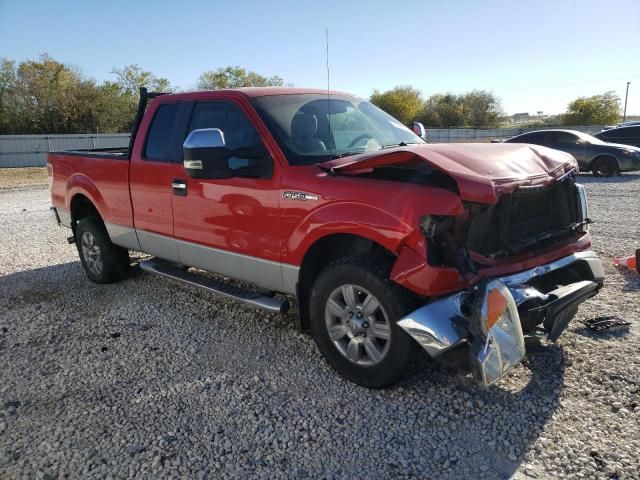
[1,175,639,479]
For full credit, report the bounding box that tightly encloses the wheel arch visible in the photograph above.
[69,193,104,235]
[295,233,396,331]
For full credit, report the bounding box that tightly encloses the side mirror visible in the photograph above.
[411,122,426,140]
[183,128,233,179]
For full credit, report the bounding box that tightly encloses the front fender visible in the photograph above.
[286,186,464,283]
[286,202,411,264]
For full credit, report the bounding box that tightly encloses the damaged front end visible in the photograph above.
[398,251,604,386]
[323,143,605,386]
[392,166,606,385]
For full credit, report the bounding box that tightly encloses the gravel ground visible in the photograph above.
[0,172,638,479]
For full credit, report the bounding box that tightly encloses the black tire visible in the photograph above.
[591,157,618,177]
[309,255,419,388]
[75,216,129,283]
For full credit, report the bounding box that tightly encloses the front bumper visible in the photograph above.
[398,250,604,386]
[620,155,640,172]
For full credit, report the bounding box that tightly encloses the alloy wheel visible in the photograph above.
[81,231,103,276]
[324,284,391,366]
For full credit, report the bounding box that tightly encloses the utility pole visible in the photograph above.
[623,81,630,122]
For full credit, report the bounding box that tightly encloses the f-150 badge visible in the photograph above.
[282,191,319,201]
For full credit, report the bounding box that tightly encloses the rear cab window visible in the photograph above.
[144,103,181,161]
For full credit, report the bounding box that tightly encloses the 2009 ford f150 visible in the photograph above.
[48,87,604,388]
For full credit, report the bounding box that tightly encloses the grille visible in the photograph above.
[468,177,580,258]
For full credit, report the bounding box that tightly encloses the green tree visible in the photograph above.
[2,54,102,134]
[110,65,172,96]
[197,66,284,89]
[369,86,425,125]
[562,91,620,125]
[0,56,177,134]
[461,90,502,127]
[418,94,465,127]
[106,65,174,131]
[0,59,18,133]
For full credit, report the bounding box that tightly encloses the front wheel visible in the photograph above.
[75,217,130,283]
[592,157,618,177]
[309,255,418,388]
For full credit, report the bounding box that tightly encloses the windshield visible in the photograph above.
[250,94,425,165]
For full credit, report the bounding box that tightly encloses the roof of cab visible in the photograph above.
[160,87,354,101]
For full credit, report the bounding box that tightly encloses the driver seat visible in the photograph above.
[291,112,327,153]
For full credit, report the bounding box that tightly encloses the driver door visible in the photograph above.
[170,100,284,291]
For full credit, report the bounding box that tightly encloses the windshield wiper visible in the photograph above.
[380,142,421,150]
[331,151,364,159]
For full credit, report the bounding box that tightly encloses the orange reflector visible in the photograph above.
[486,288,508,329]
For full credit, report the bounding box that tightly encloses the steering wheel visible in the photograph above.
[347,133,374,148]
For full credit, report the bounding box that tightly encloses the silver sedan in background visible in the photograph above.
[501,129,640,176]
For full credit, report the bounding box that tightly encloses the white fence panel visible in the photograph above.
[0,134,130,167]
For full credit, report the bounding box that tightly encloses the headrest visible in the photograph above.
[291,112,318,139]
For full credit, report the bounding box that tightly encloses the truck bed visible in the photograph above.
[48,149,134,228]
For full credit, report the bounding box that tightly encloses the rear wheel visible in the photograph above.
[309,255,418,388]
[75,217,129,283]
[592,157,618,177]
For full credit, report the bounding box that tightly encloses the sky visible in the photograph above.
[1,0,639,116]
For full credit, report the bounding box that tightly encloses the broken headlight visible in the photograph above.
[468,280,526,386]
[575,183,589,233]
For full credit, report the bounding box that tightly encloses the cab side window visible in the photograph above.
[186,102,273,178]
[144,103,181,161]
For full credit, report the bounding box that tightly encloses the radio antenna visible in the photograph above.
[325,27,332,157]
[325,28,330,94]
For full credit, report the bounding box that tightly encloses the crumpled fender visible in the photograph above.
[286,187,464,265]
[286,202,412,264]
[390,241,476,297]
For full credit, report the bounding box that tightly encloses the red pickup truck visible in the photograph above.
[48,87,604,388]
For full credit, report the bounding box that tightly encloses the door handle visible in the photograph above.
[172,179,187,196]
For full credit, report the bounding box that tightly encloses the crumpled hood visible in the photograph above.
[319,143,577,203]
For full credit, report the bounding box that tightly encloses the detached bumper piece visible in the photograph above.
[581,316,630,332]
[398,251,604,387]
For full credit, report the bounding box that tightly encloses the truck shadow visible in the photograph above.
[397,340,567,478]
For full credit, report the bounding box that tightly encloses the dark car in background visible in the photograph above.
[594,125,640,149]
[503,129,640,176]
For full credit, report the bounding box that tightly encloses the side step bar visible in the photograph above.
[139,258,290,314]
